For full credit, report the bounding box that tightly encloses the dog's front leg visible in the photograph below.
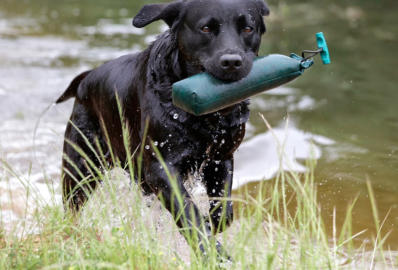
[146,161,226,255]
[203,158,234,234]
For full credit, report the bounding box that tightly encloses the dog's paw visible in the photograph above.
[215,242,233,269]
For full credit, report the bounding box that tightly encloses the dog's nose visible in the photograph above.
[220,54,242,70]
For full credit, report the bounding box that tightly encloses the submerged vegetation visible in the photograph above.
[0,116,396,270]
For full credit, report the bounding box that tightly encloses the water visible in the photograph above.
[0,0,397,248]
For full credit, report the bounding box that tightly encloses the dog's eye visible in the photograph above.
[201,26,211,33]
[243,26,253,33]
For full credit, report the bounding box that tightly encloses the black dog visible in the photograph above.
[57,0,269,256]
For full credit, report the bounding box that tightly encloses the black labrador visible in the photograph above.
[57,0,269,256]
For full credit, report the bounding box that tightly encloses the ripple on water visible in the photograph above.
[0,35,141,68]
[80,18,146,36]
[0,119,65,234]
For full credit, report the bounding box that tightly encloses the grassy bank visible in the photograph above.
[0,117,397,269]
[1,165,396,269]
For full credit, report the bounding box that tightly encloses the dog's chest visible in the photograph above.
[164,101,250,156]
[148,82,250,160]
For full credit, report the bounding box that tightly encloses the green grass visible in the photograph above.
[0,115,397,269]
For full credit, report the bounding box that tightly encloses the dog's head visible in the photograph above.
[133,0,269,82]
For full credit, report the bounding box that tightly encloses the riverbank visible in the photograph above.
[1,159,395,269]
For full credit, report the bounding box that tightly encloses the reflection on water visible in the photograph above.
[233,121,334,190]
[0,0,397,248]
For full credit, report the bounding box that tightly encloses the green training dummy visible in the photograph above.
[172,32,330,116]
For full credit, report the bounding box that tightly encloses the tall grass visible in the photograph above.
[0,114,396,269]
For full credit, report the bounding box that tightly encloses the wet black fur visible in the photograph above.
[57,0,269,257]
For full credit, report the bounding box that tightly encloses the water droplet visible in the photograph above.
[168,134,172,137]
[145,145,150,150]
[213,139,218,143]
[154,141,158,146]
[160,142,165,147]
[221,139,225,144]
[173,113,179,119]
[221,129,226,134]
[215,160,221,165]
[212,189,216,193]
[215,167,218,172]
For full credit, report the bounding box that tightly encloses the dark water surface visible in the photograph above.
[0,0,397,247]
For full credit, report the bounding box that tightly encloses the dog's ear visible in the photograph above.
[133,1,183,28]
[255,0,270,16]
[254,0,270,33]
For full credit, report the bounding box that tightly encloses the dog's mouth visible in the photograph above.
[201,53,254,83]
[186,55,253,82]
[204,63,253,83]
[199,65,252,82]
